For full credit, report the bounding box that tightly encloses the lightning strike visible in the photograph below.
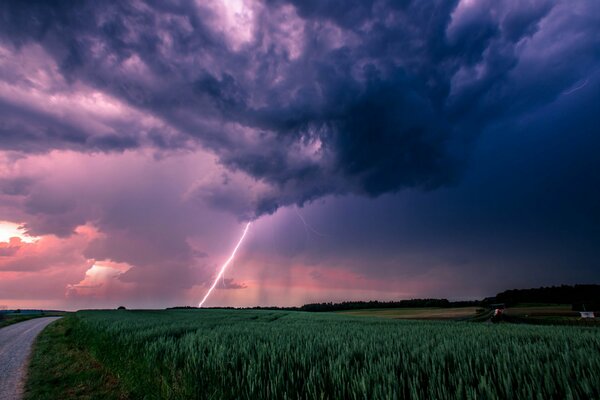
[563,79,589,95]
[295,207,328,238]
[198,222,251,307]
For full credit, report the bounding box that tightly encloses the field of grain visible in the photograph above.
[500,304,600,326]
[337,307,480,319]
[34,309,599,399]
[504,304,575,316]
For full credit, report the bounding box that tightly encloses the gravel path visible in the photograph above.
[0,317,61,400]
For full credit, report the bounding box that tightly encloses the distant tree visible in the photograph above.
[297,298,479,312]
[117,306,126,310]
[492,284,600,308]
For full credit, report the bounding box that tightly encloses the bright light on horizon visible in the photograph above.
[0,221,38,243]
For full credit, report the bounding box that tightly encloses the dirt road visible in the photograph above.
[0,317,61,400]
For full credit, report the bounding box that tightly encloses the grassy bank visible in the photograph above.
[26,309,600,399]
[0,314,42,329]
[0,312,65,329]
[24,316,128,400]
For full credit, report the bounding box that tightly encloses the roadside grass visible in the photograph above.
[336,306,479,319]
[24,315,129,400]
[0,315,41,329]
[0,312,65,329]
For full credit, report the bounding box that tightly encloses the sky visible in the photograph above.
[0,0,599,310]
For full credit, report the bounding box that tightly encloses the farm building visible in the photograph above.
[579,311,595,319]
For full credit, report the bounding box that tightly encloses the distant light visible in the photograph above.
[0,221,38,243]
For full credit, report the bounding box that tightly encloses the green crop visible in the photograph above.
[68,309,600,399]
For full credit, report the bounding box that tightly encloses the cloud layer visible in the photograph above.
[2,0,597,218]
[0,0,598,308]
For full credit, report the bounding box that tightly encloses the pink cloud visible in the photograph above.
[66,261,135,301]
[222,278,247,289]
[0,225,96,272]
[0,149,278,308]
[0,42,187,153]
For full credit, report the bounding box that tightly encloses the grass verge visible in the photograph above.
[0,315,41,329]
[24,315,129,400]
[0,313,64,329]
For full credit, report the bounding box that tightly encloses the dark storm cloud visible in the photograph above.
[268,70,600,295]
[0,0,598,219]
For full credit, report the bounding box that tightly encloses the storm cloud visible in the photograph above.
[0,0,599,309]
[2,0,596,218]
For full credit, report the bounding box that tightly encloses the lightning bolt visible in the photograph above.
[198,222,251,307]
[295,207,328,238]
[563,79,589,95]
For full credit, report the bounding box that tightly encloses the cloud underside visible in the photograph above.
[0,0,599,307]
[1,0,597,219]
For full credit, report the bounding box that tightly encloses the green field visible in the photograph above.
[504,304,574,316]
[501,305,600,326]
[26,310,600,399]
[337,307,480,319]
[337,305,598,325]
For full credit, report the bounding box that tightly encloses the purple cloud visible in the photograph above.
[1,0,596,219]
[0,0,598,309]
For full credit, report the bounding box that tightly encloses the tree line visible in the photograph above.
[490,284,600,310]
[167,284,600,312]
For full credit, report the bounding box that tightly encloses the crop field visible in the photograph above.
[500,305,599,326]
[336,307,480,319]
[504,305,575,317]
[29,309,600,399]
